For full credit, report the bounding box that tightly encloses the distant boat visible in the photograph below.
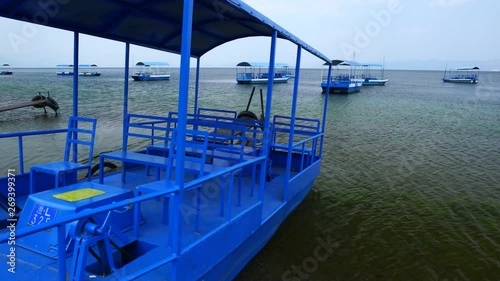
[0,63,13,75]
[131,61,170,81]
[278,65,295,79]
[321,60,363,93]
[442,66,479,84]
[56,64,74,76]
[360,63,388,86]
[236,62,291,84]
[78,64,101,76]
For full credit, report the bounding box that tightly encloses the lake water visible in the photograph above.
[1,68,499,281]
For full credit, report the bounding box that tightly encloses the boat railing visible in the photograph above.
[0,153,266,280]
[276,131,323,202]
[125,113,171,149]
[287,132,323,174]
[451,74,478,79]
[125,113,265,156]
[0,129,68,175]
[236,72,255,80]
[197,108,237,119]
[322,74,355,82]
[271,115,321,175]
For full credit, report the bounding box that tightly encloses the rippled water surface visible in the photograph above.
[1,68,499,281]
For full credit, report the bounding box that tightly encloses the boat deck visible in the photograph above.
[101,164,289,236]
[0,164,294,279]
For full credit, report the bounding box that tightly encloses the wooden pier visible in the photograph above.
[0,99,46,113]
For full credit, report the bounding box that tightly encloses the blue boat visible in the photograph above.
[56,64,74,76]
[278,65,295,79]
[442,66,479,84]
[131,62,170,81]
[0,1,333,280]
[79,64,102,77]
[0,63,13,75]
[236,62,291,84]
[321,60,363,93]
[360,63,388,86]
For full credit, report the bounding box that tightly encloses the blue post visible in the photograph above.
[319,63,332,158]
[72,32,79,117]
[172,0,194,265]
[284,45,302,202]
[57,224,66,281]
[18,136,24,174]
[259,30,277,202]
[72,32,79,163]
[123,43,130,150]
[194,58,200,115]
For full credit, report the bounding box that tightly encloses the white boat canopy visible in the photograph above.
[237,62,290,67]
[135,62,170,67]
[456,67,480,70]
[324,60,363,66]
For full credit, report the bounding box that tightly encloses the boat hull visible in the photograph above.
[442,78,478,84]
[203,181,316,280]
[321,81,362,93]
[131,74,171,81]
[0,71,13,75]
[362,78,388,86]
[79,72,101,76]
[236,77,290,84]
[111,162,321,281]
[56,71,74,76]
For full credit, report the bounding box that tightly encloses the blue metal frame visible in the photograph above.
[173,0,194,264]
[72,32,79,163]
[259,30,278,202]
[0,129,67,174]
[123,43,130,151]
[284,45,302,202]
[72,32,79,117]
[320,64,332,158]
[194,58,200,114]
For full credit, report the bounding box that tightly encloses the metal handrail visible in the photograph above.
[0,155,266,243]
[0,129,67,174]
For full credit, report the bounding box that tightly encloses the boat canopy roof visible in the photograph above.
[0,0,329,62]
[360,63,384,67]
[56,64,74,67]
[456,67,479,70]
[2,63,10,67]
[135,62,170,67]
[237,62,290,67]
[325,60,363,66]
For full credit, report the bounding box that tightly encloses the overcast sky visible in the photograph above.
[1,0,499,70]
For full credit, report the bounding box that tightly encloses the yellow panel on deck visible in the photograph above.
[53,188,105,202]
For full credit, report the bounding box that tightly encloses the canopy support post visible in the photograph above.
[72,32,79,163]
[194,57,200,115]
[123,43,130,151]
[172,3,194,279]
[284,45,302,202]
[259,29,277,202]
[320,64,332,158]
